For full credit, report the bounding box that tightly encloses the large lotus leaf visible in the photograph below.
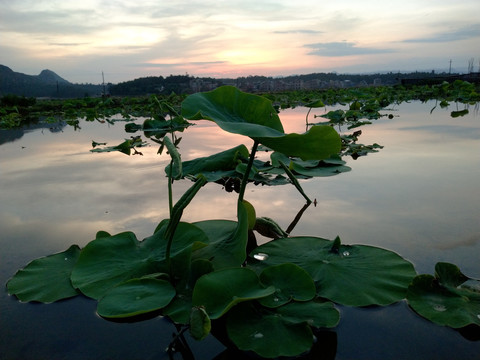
[257,125,341,161]
[258,263,316,308]
[97,278,175,318]
[181,86,341,161]
[182,85,284,134]
[407,262,480,328]
[192,201,249,269]
[226,302,314,358]
[7,245,81,303]
[192,268,275,319]
[71,222,208,299]
[248,236,416,306]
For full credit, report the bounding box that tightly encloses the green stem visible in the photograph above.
[306,107,312,125]
[278,160,312,204]
[168,159,173,217]
[238,140,259,203]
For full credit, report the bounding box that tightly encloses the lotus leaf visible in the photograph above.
[97,278,175,318]
[71,222,208,299]
[182,85,284,134]
[7,245,81,303]
[406,262,480,328]
[270,152,351,177]
[226,300,338,358]
[161,259,215,325]
[248,236,416,306]
[192,201,248,269]
[181,86,341,161]
[192,267,275,319]
[189,306,211,340]
[165,144,249,182]
[258,263,316,307]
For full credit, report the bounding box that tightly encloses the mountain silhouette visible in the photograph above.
[0,65,101,98]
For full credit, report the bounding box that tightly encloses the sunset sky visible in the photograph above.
[1,0,479,84]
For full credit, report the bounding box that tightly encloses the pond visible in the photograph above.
[1,100,479,359]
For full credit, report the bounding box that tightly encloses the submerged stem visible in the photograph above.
[238,140,259,203]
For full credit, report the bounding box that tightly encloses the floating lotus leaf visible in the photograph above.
[226,300,339,358]
[407,262,480,328]
[7,245,81,303]
[249,236,416,306]
[71,222,208,299]
[273,299,340,328]
[192,267,275,319]
[182,86,341,161]
[258,263,316,308]
[97,278,175,318]
[270,152,351,178]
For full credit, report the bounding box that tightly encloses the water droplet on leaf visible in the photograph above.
[253,332,264,339]
[254,253,269,261]
[342,251,350,257]
[433,304,446,312]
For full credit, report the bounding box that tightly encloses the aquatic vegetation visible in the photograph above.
[6,86,480,358]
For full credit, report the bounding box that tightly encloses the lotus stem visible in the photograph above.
[238,140,259,203]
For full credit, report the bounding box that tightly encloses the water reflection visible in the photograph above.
[1,101,479,359]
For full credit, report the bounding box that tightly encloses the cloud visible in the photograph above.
[305,41,394,57]
[133,61,227,67]
[49,42,90,47]
[402,24,480,43]
[274,29,323,34]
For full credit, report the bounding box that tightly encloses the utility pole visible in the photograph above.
[102,71,106,97]
[449,59,452,74]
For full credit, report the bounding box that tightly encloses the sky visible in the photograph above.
[1,0,479,84]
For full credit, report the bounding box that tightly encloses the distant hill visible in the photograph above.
[0,65,102,98]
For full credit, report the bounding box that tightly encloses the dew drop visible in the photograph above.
[342,251,350,257]
[433,304,447,312]
[64,257,68,260]
[322,260,330,264]
[253,333,264,339]
[254,253,269,261]
[273,297,279,302]
[477,314,480,320]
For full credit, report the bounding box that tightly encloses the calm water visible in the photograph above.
[1,101,479,359]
